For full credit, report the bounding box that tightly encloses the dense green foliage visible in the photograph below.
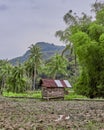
[56,2,104,98]
[0,60,11,93]
[0,60,29,93]
[44,54,68,79]
[0,44,69,93]
[6,65,28,93]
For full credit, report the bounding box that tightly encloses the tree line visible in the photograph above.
[0,44,69,93]
[0,1,104,98]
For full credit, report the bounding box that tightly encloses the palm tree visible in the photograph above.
[28,44,42,90]
[55,10,92,76]
[24,59,34,90]
[7,64,27,93]
[0,60,12,93]
[46,54,68,79]
[55,29,77,75]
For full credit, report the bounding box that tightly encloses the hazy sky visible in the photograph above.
[0,0,102,59]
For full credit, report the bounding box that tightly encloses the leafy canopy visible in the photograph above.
[56,1,104,98]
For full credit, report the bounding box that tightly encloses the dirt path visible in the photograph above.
[0,96,104,130]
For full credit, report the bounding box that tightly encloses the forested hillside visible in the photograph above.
[9,42,65,65]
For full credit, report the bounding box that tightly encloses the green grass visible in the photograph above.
[65,91,87,100]
[3,91,42,99]
[3,90,104,101]
[3,90,87,100]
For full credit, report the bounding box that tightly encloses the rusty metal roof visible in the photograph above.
[40,79,72,88]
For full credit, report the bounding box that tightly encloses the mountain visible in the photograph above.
[9,42,65,65]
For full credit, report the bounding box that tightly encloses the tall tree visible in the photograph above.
[7,64,28,93]
[55,11,92,76]
[0,60,12,93]
[46,54,68,79]
[56,2,104,98]
[27,44,42,90]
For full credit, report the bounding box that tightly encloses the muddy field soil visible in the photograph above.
[0,96,104,130]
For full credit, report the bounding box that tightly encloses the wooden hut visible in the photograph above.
[40,79,72,100]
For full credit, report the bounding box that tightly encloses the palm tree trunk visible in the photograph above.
[33,64,36,90]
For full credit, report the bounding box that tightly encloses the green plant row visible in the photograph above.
[3,90,87,100]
